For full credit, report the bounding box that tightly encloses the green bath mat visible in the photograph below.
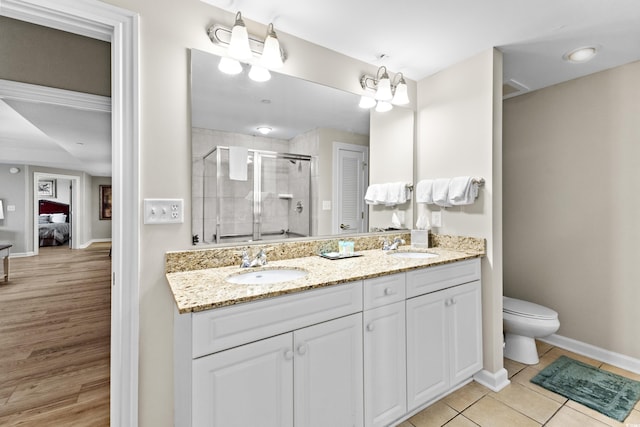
[531,355,640,422]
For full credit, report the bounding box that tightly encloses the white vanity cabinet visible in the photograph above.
[362,274,407,427]
[175,281,363,427]
[406,259,482,411]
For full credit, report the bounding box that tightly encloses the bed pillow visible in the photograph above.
[50,213,67,223]
[39,214,51,224]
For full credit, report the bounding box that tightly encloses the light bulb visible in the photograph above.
[260,24,283,69]
[358,96,376,109]
[375,101,393,113]
[392,80,409,105]
[564,46,598,63]
[228,12,252,60]
[218,57,242,75]
[375,71,393,101]
[249,65,271,82]
[257,126,272,135]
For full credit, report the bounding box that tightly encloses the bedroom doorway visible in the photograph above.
[33,172,81,255]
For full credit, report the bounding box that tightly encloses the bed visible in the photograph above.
[38,200,70,246]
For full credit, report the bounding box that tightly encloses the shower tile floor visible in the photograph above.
[398,341,640,427]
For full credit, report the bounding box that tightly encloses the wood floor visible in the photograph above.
[0,243,111,426]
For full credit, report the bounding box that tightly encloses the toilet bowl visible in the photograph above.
[503,296,559,364]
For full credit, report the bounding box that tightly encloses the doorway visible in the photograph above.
[0,1,139,425]
[332,142,369,234]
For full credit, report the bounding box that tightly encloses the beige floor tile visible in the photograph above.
[565,399,638,426]
[442,381,490,412]
[510,366,568,404]
[625,409,640,425]
[489,382,562,424]
[533,347,602,371]
[599,363,640,382]
[546,406,609,427]
[395,421,414,427]
[443,414,479,427]
[535,340,553,357]
[504,357,526,378]
[409,401,458,427]
[462,395,540,427]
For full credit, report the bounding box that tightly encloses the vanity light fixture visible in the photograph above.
[359,66,410,112]
[563,46,599,63]
[207,12,286,81]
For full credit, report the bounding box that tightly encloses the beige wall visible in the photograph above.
[0,16,110,96]
[416,49,504,375]
[503,60,640,359]
[91,176,112,240]
[369,107,415,230]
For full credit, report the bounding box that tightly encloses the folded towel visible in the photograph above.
[433,178,452,207]
[385,182,408,206]
[448,176,478,206]
[229,146,248,181]
[365,184,380,205]
[415,180,434,204]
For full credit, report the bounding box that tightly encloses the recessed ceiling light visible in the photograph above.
[257,126,272,135]
[563,46,599,63]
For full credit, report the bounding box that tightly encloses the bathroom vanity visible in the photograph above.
[167,239,483,427]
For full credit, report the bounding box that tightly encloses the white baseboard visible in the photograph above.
[8,251,36,258]
[540,334,640,375]
[79,238,112,249]
[473,368,510,392]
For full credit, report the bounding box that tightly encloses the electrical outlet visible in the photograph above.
[431,211,442,227]
[144,199,184,224]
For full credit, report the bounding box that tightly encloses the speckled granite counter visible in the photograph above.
[166,242,484,314]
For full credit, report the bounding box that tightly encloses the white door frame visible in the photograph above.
[0,1,140,426]
[33,172,81,253]
[332,142,369,234]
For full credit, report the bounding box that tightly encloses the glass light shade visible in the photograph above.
[565,46,597,63]
[257,126,272,135]
[375,100,393,113]
[375,77,393,101]
[261,34,283,69]
[228,15,252,60]
[248,65,271,82]
[358,95,376,109]
[218,57,242,75]
[392,81,410,105]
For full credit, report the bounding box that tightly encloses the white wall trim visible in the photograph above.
[1,1,140,426]
[8,251,36,258]
[473,368,510,392]
[79,237,112,249]
[0,79,111,112]
[540,334,640,375]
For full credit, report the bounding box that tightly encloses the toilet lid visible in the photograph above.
[503,296,558,320]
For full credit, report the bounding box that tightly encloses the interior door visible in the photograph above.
[333,142,369,234]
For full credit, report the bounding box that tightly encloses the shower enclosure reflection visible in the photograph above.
[198,145,313,244]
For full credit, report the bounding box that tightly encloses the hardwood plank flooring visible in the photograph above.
[0,243,111,426]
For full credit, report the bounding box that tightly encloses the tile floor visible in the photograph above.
[397,341,640,427]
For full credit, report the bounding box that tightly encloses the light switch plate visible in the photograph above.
[144,199,184,224]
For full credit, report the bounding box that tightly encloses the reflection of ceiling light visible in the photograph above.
[564,46,598,63]
[248,65,271,82]
[218,56,242,74]
[375,101,393,113]
[9,167,20,174]
[358,96,376,109]
[257,126,272,135]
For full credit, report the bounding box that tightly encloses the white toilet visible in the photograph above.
[503,296,560,364]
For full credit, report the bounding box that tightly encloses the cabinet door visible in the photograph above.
[294,313,363,427]
[363,301,406,427]
[192,333,293,427]
[406,291,448,411]
[447,281,483,385]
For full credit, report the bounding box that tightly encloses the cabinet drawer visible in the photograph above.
[192,281,363,358]
[406,258,480,298]
[363,273,405,310]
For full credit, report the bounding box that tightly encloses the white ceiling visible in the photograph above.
[203,0,640,93]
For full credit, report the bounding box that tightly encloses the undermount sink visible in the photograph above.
[388,251,439,259]
[226,268,308,285]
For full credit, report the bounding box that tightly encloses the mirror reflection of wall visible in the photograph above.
[190,48,414,246]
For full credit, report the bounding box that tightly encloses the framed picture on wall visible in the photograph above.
[38,180,56,198]
[99,185,112,220]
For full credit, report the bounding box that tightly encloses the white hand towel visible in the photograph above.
[448,176,478,206]
[415,180,434,204]
[433,178,452,207]
[375,183,389,205]
[228,146,248,181]
[364,184,379,205]
[385,182,407,206]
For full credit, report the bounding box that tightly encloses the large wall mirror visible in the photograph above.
[191,48,414,246]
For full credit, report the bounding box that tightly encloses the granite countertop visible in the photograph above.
[166,246,483,314]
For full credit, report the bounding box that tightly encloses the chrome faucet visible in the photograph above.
[240,249,268,267]
[383,237,405,251]
[240,250,252,268]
